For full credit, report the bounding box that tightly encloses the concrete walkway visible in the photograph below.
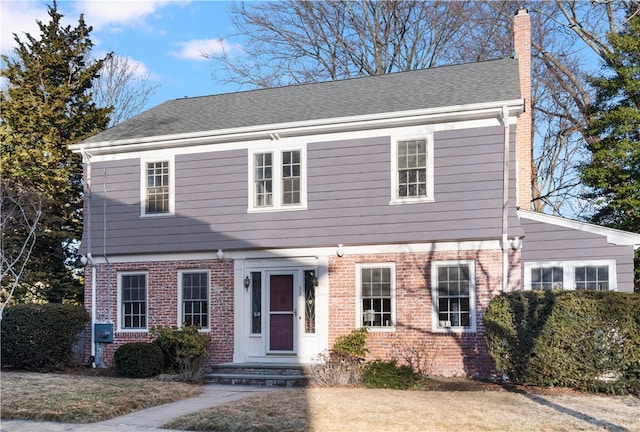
[0,384,278,432]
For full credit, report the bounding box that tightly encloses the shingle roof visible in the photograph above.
[81,58,521,144]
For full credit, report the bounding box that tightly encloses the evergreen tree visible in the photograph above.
[581,4,640,290]
[582,6,640,233]
[0,2,111,302]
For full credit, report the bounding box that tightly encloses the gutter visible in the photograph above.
[80,148,97,367]
[69,99,525,156]
[500,105,510,293]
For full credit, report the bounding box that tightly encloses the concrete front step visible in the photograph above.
[205,363,311,387]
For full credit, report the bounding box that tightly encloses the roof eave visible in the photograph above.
[518,209,640,249]
[70,99,524,155]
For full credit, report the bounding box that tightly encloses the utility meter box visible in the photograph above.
[94,323,114,343]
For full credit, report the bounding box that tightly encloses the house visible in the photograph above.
[70,9,639,377]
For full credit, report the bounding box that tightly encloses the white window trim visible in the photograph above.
[117,271,149,332]
[140,154,175,217]
[248,144,307,213]
[523,260,617,291]
[431,260,476,333]
[355,262,396,332]
[177,269,211,329]
[389,131,434,205]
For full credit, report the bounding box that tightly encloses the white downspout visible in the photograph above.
[500,106,510,293]
[81,148,97,366]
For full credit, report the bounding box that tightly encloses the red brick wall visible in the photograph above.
[328,249,521,378]
[83,258,234,367]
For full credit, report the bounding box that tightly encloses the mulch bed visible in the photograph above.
[430,376,587,396]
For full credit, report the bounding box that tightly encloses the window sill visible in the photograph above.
[362,326,396,333]
[389,197,434,205]
[432,327,476,334]
[140,213,174,218]
[247,205,307,214]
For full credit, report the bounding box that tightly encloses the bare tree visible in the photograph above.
[0,181,42,319]
[208,1,499,88]
[93,54,161,127]
[209,0,636,217]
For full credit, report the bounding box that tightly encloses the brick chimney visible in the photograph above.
[514,8,532,210]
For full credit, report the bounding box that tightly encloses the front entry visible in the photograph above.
[268,274,295,352]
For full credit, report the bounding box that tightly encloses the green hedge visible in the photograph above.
[114,342,164,378]
[484,290,640,394]
[1,303,90,371]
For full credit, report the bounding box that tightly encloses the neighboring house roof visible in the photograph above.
[518,209,640,249]
[78,58,521,147]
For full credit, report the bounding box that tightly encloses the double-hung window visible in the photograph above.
[120,273,147,330]
[524,260,616,291]
[141,156,174,216]
[390,134,434,204]
[179,271,209,328]
[357,263,395,329]
[432,260,476,332]
[249,146,306,211]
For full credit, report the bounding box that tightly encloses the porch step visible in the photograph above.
[205,363,310,387]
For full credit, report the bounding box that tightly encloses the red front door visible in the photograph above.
[269,274,295,351]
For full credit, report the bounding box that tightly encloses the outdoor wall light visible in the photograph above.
[80,256,88,265]
[312,276,319,287]
[511,237,522,250]
[244,276,251,290]
[336,244,345,257]
[216,249,224,261]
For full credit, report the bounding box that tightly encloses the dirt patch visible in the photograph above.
[430,376,589,396]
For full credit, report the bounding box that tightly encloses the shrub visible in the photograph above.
[114,342,164,378]
[309,351,363,387]
[390,328,440,376]
[309,328,370,387]
[332,327,369,360]
[1,303,90,371]
[362,359,430,390]
[151,326,210,381]
[484,290,640,394]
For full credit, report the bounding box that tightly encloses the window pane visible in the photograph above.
[360,266,393,327]
[181,272,208,328]
[304,270,316,334]
[146,162,169,214]
[435,264,472,329]
[397,139,427,198]
[122,274,146,329]
[251,272,262,334]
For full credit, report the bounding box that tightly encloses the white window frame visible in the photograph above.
[390,132,434,205]
[248,144,307,212]
[523,260,617,291]
[117,271,149,332]
[177,269,210,329]
[355,262,396,331]
[140,154,175,217]
[431,260,476,333]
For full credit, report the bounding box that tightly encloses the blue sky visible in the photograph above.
[1,0,245,110]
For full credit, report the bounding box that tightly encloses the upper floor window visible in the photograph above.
[179,271,209,328]
[357,263,395,329]
[432,260,476,332]
[249,147,306,212]
[524,260,616,291]
[141,156,174,216]
[119,272,147,330]
[390,134,434,204]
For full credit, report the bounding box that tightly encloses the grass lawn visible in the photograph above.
[2,371,639,431]
[164,387,640,432]
[0,371,201,423]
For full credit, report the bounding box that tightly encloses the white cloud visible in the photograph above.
[0,2,49,56]
[170,38,242,61]
[72,0,191,32]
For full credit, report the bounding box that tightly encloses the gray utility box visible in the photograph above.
[94,323,114,343]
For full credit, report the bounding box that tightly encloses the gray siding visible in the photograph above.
[83,125,524,255]
[520,217,635,292]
